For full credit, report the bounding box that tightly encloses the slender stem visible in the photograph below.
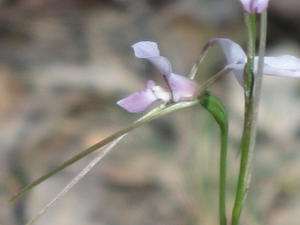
[231,13,257,225]
[255,12,267,112]
[231,12,267,225]
[9,101,200,202]
[219,125,228,225]
[25,135,126,225]
[243,14,256,98]
[200,93,228,225]
[24,103,170,224]
[200,66,233,91]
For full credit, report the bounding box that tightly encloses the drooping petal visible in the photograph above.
[132,41,160,58]
[214,38,247,84]
[148,56,172,75]
[132,41,172,75]
[117,80,159,113]
[226,63,246,85]
[214,38,247,65]
[167,73,199,102]
[255,55,300,78]
[240,0,269,13]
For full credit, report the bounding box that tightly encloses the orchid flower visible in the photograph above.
[213,38,300,85]
[239,0,270,13]
[117,41,199,113]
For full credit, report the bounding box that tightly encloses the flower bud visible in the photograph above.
[240,0,269,13]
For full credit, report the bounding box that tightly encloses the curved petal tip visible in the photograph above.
[132,41,160,58]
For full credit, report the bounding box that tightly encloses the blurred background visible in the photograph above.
[1,0,300,224]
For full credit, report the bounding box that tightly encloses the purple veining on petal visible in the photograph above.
[167,73,199,102]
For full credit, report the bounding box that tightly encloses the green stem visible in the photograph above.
[231,12,267,225]
[10,100,199,202]
[243,14,256,98]
[219,125,228,225]
[255,12,267,109]
[200,93,228,225]
[231,13,256,225]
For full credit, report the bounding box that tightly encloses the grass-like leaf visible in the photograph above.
[24,135,126,225]
[10,100,200,203]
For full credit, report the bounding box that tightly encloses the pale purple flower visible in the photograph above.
[117,41,199,113]
[213,38,300,85]
[239,0,270,13]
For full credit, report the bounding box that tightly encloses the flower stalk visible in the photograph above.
[200,93,228,225]
[9,101,197,202]
[231,12,268,225]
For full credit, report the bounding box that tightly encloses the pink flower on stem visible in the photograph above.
[239,0,270,14]
[213,38,300,85]
[117,41,199,113]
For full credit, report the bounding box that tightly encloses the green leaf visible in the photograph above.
[200,92,228,132]
[199,92,229,225]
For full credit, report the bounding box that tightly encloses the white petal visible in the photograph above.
[255,55,300,78]
[151,85,171,102]
[132,41,160,58]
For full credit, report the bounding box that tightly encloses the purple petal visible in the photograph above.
[214,38,247,65]
[132,41,160,58]
[256,55,300,78]
[148,56,172,75]
[214,38,247,84]
[167,73,199,102]
[132,41,172,75]
[255,0,270,13]
[240,0,252,12]
[240,0,269,13]
[226,63,246,86]
[117,81,159,113]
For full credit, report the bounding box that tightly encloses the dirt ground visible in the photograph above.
[1,1,300,225]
